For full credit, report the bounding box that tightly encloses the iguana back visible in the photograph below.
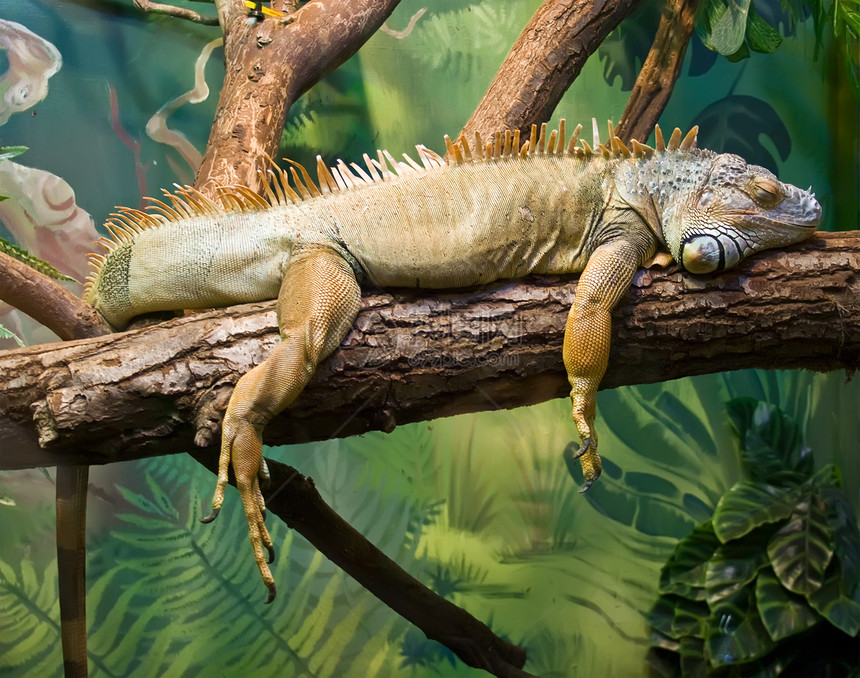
[85,125,615,326]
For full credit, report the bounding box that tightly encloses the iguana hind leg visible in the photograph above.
[563,238,650,491]
[202,246,361,603]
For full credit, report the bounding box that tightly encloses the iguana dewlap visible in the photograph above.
[83,120,821,602]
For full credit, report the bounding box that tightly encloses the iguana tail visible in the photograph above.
[56,465,88,678]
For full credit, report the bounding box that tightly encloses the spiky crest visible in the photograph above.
[84,120,699,296]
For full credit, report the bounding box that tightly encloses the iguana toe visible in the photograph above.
[578,447,602,493]
[265,582,277,605]
[572,436,593,460]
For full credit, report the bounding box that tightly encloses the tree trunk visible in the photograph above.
[457,0,645,146]
[616,0,699,143]
[2,232,857,472]
[195,0,401,195]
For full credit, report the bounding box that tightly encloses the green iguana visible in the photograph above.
[78,118,819,623]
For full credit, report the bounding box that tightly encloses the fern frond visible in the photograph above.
[0,145,27,161]
[0,324,24,347]
[0,236,76,283]
[0,556,61,677]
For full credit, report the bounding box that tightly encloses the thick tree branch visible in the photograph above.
[457,0,645,145]
[195,0,401,195]
[2,232,857,472]
[616,0,698,142]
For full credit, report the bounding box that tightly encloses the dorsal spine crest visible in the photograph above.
[84,119,700,298]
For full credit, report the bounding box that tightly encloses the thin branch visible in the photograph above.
[0,251,109,340]
[133,0,220,25]
[616,0,699,142]
[191,451,534,676]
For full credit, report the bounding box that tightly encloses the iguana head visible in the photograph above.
[659,153,821,274]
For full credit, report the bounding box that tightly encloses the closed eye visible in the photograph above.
[749,177,784,207]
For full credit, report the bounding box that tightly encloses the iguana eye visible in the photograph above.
[749,177,783,206]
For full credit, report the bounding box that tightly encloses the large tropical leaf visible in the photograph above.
[726,398,812,482]
[705,538,769,605]
[766,494,834,596]
[658,520,720,600]
[694,95,791,171]
[712,481,799,543]
[705,586,774,668]
[597,0,661,91]
[823,484,860,602]
[755,566,820,642]
[807,567,860,637]
[704,0,752,55]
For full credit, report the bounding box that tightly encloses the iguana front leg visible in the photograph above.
[563,237,653,490]
[202,246,361,602]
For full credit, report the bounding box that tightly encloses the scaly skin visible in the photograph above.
[82,121,821,607]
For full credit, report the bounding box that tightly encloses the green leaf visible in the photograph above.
[659,520,721,600]
[767,495,834,596]
[745,4,782,54]
[705,586,775,667]
[705,538,768,605]
[650,593,710,641]
[0,236,77,283]
[707,0,751,55]
[597,1,661,90]
[649,594,681,640]
[726,398,811,482]
[807,568,860,636]
[755,567,821,641]
[0,325,24,347]
[0,145,27,161]
[694,96,791,172]
[712,481,799,543]
[678,635,707,676]
[822,486,860,597]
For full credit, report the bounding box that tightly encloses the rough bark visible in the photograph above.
[2,232,857,472]
[195,0,401,196]
[0,251,110,341]
[457,0,645,146]
[616,0,699,143]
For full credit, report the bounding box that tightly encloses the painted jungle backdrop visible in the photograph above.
[0,0,858,676]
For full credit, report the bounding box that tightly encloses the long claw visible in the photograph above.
[266,543,275,564]
[265,582,277,605]
[579,467,601,493]
[572,437,592,459]
[200,507,220,524]
[578,446,603,492]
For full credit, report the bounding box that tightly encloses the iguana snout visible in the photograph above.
[662,155,821,274]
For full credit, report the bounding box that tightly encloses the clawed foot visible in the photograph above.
[571,437,602,493]
[201,417,279,604]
